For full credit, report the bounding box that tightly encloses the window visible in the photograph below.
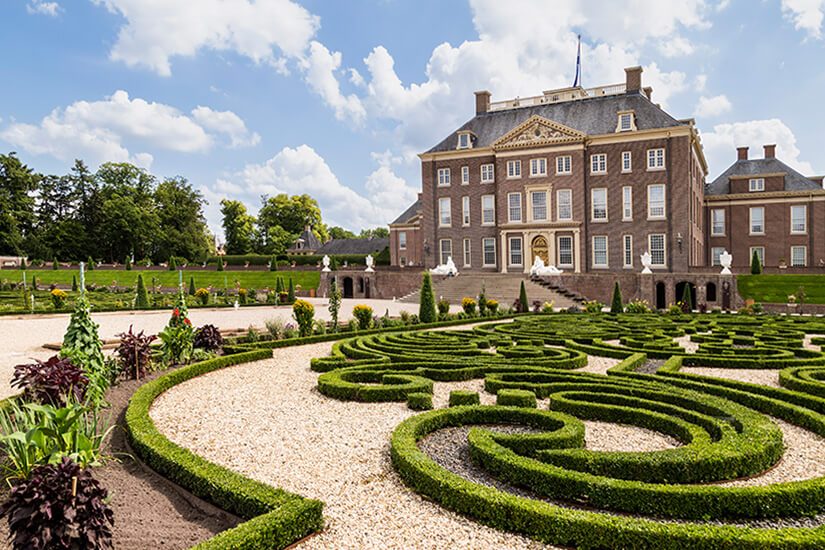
[592,235,608,267]
[482,195,495,224]
[437,168,450,186]
[711,209,725,235]
[461,166,469,185]
[558,236,573,266]
[481,164,494,183]
[556,155,571,174]
[622,151,632,173]
[711,247,725,266]
[750,247,764,267]
[647,148,665,170]
[463,239,471,267]
[749,178,764,192]
[507,160,521,178]
[399,232,407,250]
[791,205,807,233]
[623,234,633,267]
[483,238,496,266]
[649,234,666,266]
[619,113,633,131]
[509,237,523,266]
[458,133,471,149]
[532,191,547,221]
[508,193,522,222]
[648,184,666,218]
[530,158,546,176]
[749,207,764,234]
[439,197,451,227]
[792,246,807,266]
[591,188,607,220]
[591,154,607,174]
[622,187,632,220]
[440,239,452,265]
[462,196,470,226]
[557,189,572,220]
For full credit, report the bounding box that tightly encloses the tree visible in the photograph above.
[189,277,196,296]
[478,284,487,316]
[257,224,296,255]
[751,250,762,275]
[52,256,59,270]
[270,255,277,271]
[72,275,78,292]
[220,199,256,255]
[287,278,295,303]
[258,193,327,242]
[168,257,177,271]
[681,283,693,313]
[419,272,436,323]
[610,282,623,314]
[328,226,356,240]
[125,257,132,271]
[135,275,149,308]
[359,227,389,239]
[328,279,341,332]
[0,153,39,255]
[518,281,528,313]
[153,176,211,262]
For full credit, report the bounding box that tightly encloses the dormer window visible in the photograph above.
[616,111,636,132]
[749,178,765,192]
[457,132,472,149]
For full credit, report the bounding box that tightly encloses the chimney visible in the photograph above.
[763,144,776,159]
[625,66,643,93]
[305,225,312,232]
[809,175,824,188]
[418,192,423,200]
[737,147,749,161]
[643,86,653,100]
[474,91,491,114]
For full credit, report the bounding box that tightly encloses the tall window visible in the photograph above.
[749,178,764,192]
[619,113,633,131]
[530,158,547,176]
[592,235,608,267]
[591,188,607,220]
[481,164,494,183]
[791,205,807,233]
[508,193,522,222]
[556,155,571,174]
[622,151,632,172]
[509,237,523,266]
[482,195,495,224]
[461,166,469,185]
[399,232,407,250]
[712,247,725,266]
[532,191,547,221]
[558,236,573,266]
[591,154,607,174]
[557,189,572,220]
[792,246,807,266]
[711,209,725,235]
[507,160,521,178]
[439,239,452,265]
[439,197,451,226]
[483,238,496,266]
[463,238,471,267]
[623,235,633,267]
[437,168,450,186]
[749,207,764,234]
[648,184,666,218]
[462,196,470,226]
[750,247,764,267]
[649,234,666,266]
[647,148,665,170]
[622,187,632,220]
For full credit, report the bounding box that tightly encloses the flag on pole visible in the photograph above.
[572,34,581,87]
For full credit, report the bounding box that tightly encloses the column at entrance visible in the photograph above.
[500,233,508,274]
[573,229,581,273]
[548,230,556,268]
[524,231,534,274]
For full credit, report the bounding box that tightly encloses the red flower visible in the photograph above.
[184,318,191,325]
[173,308,180,317]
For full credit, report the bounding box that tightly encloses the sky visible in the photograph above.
[2,0,824,240]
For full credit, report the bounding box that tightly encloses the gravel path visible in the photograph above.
[672,335,700,354]
[681,367,781,388]
[576,355,622,375]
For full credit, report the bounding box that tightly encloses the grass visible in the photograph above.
[737,274,825,304]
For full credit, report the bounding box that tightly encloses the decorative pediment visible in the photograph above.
[492,116,586,150]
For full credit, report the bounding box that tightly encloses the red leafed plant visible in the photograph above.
[193,324,223,352]
[11,356,89,406]
[115,325,157,380]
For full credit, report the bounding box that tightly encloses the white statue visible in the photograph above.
[322,255,331,272]
[365,255,375,272]
[641,252,653,274]
[429,256,458,276]
[529,256,562,276]
[720,250,733,275]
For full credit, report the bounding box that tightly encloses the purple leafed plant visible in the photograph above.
[115,325,157,380]
[193,324,223,352]
[11,356,88,405]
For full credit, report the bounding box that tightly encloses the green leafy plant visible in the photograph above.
[437,299,450,316]
[50,288,67,309]
[158,295,194,365]
[328,278,341,332]
[135,274,149,308]
[265,317,285,339]
[681,283,693,312]
[610,282,623,314]
[125,257,132,271]
[293,299,315,336]
[287,278,296,303]
[419,272,436,323]
[189,276,196,295]
[52,256,59,270]
[353,304,373,330]
[10,356,89,406]
[583,300,604,314]
[168,257,177,271]
[194,324,223,352]
[270,254,277,271]
[115,325,157,380]
[462,297,477,316]
[60,294,107,404]
[751,249,762,274]
[518,281,528,313]
[478,284,487,316]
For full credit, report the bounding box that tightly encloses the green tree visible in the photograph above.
[258,193,327,242]
[135,274,149,308]
[72,275,78,292]
[220,199,257,255]
[328,279,341,332]
[153,176,211,262]
[60,294,107,404]
[681,283,693,312]
[419,272,437,323]
[287,278,295,303]
[359,227,389,239]
[270,255,277,271]
[519,281,528,313]
[168,257,177,271]
[0,153,39,255]
[189,277,196,296]
[258,224,296,255]
[125,257,132,271]
[478,284,487,316]
[52,256,59,270]
[751,250,762,275]
[328,226,356,240]
[86,256,94,270]
[610,282,623,314]
[217,258,224,271]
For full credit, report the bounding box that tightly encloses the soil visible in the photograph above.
[0,365,241,549]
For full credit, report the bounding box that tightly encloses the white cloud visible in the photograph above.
[191,106,260,148]
[300,41,366,124]
[701,119,815,179]
[27,1,61,16]
[694,94,732,118]
[658,36,695,57]
[781,0,825,39]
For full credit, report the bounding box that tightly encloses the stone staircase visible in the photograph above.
[530,276,587,305]
[398,273,581,309]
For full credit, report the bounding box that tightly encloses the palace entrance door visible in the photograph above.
[531,236,549,265]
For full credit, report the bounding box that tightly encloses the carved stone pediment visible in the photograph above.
[493,116,586,150]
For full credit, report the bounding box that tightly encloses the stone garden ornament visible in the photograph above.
[365,255,375,272]
[322,255,331,272]
[640,252,653,274]
[720,250,733,275]
[430,256,458,276]
[529,256,563,276]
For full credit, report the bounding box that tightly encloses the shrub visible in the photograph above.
[583,300,604,313]
[86,256,94,270]
[625,299,649,313]
[195,287,210,305]
[217,259,224,271]
[478,284,487,316]
[188,277,196,296]
[668,303,682,315]
[125,257,131,271]
[0,457,114,550]
[50,288,67,309]
[418,272,437,323]
[19,258,26,270]
[353,304,373,330]
[239,288,248,305]
[168,257,177,271]
[72,275,78,292]
[751,249,762,274]
[449,390,480,407]
[61,294,107,404]
[265,317,286,339]
[328,279,341,332]
[52,256,59,270]
[610,282,623,314]
[242,326,260,343]
[287,278,295,303]
[407,392,433,410]
[680,284,693,313]
[518,281,528,313]
[293,299,315,337]
[158,294,194,365]
[135,274,149,308]
[312,320,327,335]
[541,301,554,313]
[283,323,298,339]
[115,325,157,380]
[496,388,537,408]
[462,297,477,316]
[10,356,88,406]
[487,299,499,313]
[194,324,223,352]
[437,299,450,315]
[270,254,278,271]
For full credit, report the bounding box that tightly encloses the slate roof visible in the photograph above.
[427,91,686,153]
[707,158,823,195]
[316,238,389,256]
[391,199,422,225]
[288,227,322,251]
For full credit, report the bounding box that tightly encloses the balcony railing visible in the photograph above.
[489,83,626,112]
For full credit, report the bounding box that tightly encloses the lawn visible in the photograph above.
[737,274,825,303]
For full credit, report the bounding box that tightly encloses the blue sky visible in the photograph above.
[2,0,824,239]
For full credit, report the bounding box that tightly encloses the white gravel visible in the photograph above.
[672,335,700,354]
[577,355,622,375]
[680,367,781,388]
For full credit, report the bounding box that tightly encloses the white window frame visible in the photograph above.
[482,237,496,267]
[557,236,573,267]
[590,153,607,174]
[647,148,665,171]
[439,197,451,227]
[749,247,765,267]
[649,234,666,266]
[481,195,495,225]
[399,231,407,250]
[622,186,633,221]
[621,151,632,173]
[507,160,521,179]
[481,164,494,183]
[531,190,548,221]
[623,234,633,267]
[439,239,452,265]
[437,168,450,186]
[556,155,572,175]
[509,237,523,266]
[462,196,470,226]
[507,193,522,223]
[749,206,765,235]
[591,188,607,221]
[592,235,608,267]
[463,238,471,267]
[791,246,807,267]
[619,113,633,132]
[461,165,469,185]
[556,189,572,221]
[791,205,807,234]
[711,247,725,267]
[711,209,725,236]
[457,133,471,149]
[749,178,765,192]
[647,184,666,219]
[529,158,547,177]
